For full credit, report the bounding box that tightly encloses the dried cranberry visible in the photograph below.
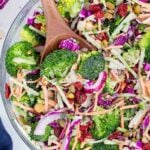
[33,23,42,30]
[79,122,93,142]
[143,143,150,150]
[95,10,104,19]
[80,125,89,133]
[73,82,83,91]
[118,3,128,17]
[54,126,63,137]
[75,90,87,104]
[89,4,102,13]
[108,131,124,141]
[96,32,109,41]
[5,83,10,99]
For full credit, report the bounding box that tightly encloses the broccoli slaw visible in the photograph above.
[4,0,150,150]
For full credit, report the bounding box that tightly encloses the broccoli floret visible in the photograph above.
[20,24,45,47]
[5,41,39,77]
[29,123,52,142]
[103,16,122,34]
[139,31,150,63]
[78,51,105,80]
[122,48,140,67]
[58,0,83,18]
[19,94,37,107]
[41,49,77,79]
[91,109,120,139]
[93,142,119,150]
[103,78,117,95]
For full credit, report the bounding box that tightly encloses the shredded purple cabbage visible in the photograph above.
[124,86,135,94]
[27,69,40,75]
[144,63,150,71]
[130,97,140,104]
[27,17,35,26]
[0,0,8,9]
[33,10,41,16]
[97,94,112,108]
[114,34,127,46]
[141,114,150,131]
[136,140,143,149]
[127,21,140,41]
[79,8,92,18]
[59,38,80,51]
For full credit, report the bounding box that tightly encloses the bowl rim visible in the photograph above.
[0,0,39,149]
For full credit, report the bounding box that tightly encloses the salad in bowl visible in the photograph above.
[3,0,150,149]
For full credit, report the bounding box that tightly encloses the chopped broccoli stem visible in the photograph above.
[139,30,150,63]
[5,41,39,77]
[20,24,45,46]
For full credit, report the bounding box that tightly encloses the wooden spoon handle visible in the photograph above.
[41,0,69,39]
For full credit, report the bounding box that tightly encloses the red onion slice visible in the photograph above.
[34,109,66,135]
[84,71,107,93]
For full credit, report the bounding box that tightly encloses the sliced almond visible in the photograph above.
[107,9,115,14]
[106,2,115,10]
[104,13,113,19]
[85,21,94,31]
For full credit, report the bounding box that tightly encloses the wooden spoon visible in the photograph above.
[41,0,95,61]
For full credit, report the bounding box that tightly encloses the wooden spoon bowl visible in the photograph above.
[41,0,95,61]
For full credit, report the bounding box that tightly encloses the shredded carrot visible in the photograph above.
[139,77,150,97]
[120,104,138,110]
[125,70,129,80]
[42,85,49,112]
[138,14,150,19]
[78,109,112,116]
[130,0,150,9]
[42,145,60,150]
[93,86,105,111]
[52,141,61,147]
[114,100,125,109]
[105,45,123,50]
[13,101,36,113]
[110,70,120,81]
[72,123,81,150]
[26,78,41,84]
[120,109,125,129]
[17,70,25,81]
[119,144,123,150]
[48,99,57,107]
[13,86,23,97]
[98,19,101,31]
[145,81,150,96]
[141,7,150,13]
[93,92,99,112]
